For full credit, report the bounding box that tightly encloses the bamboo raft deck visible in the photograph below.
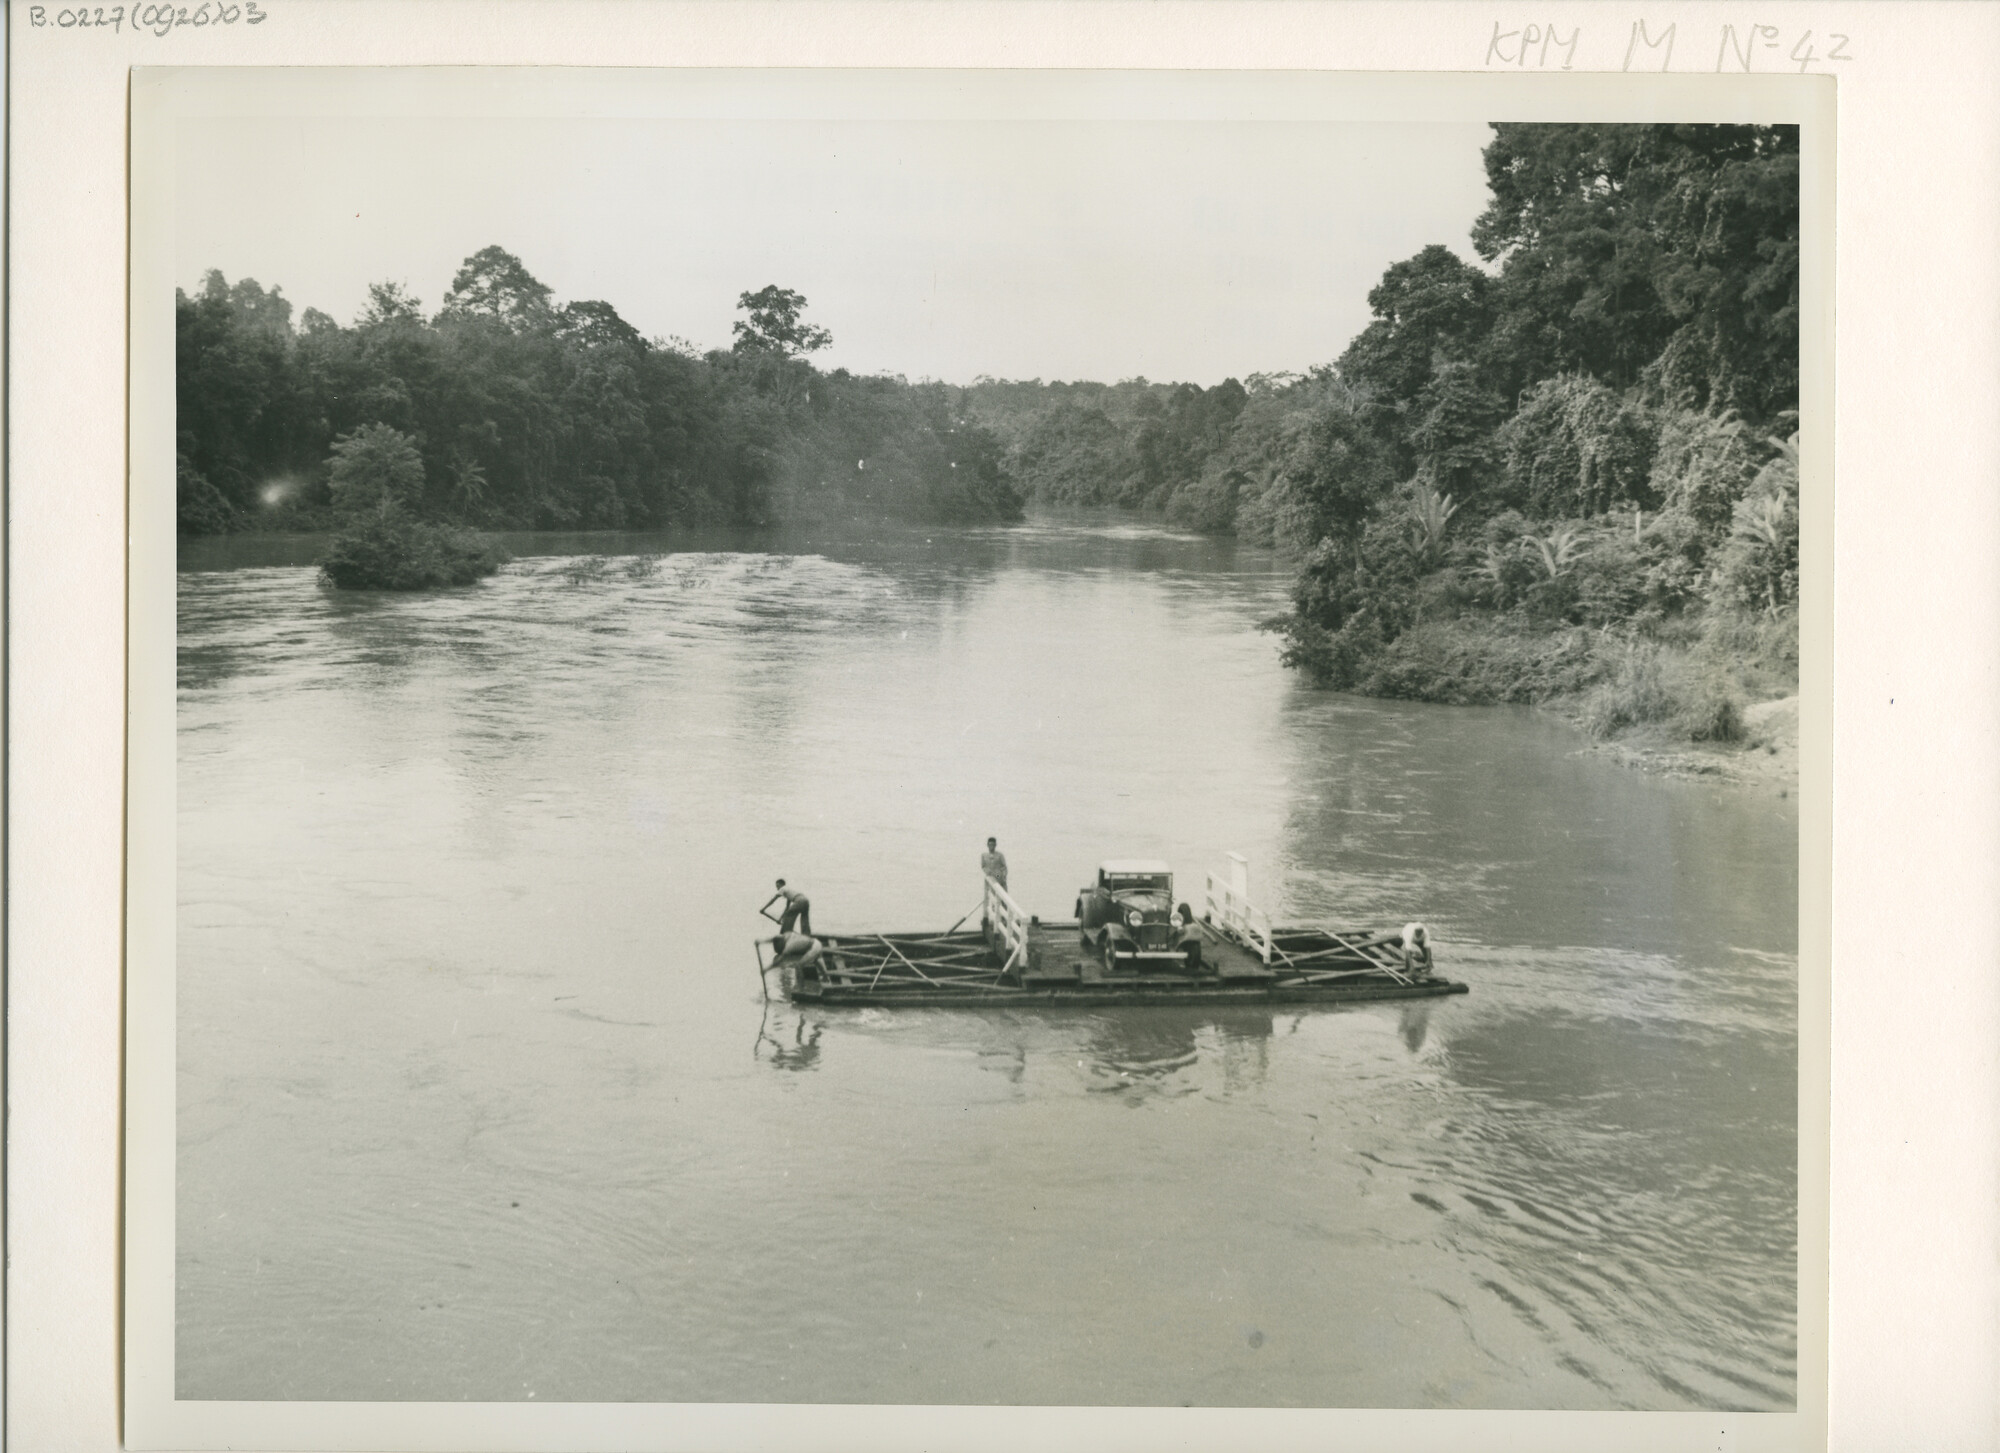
[759,917,1469,1008]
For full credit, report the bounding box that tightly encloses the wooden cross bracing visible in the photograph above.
[817,931,1026,993]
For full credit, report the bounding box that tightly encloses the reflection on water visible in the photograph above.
[177,513,1797,1409]
[755,1007,824,1073]
[1398,1002,1436,1054]
[777,1004,1284,1105]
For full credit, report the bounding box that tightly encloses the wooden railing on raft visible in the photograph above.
[1201,854,1425,984]
[761,929,1026,993]
[982,873,1030,975]
[1205,852,1273,965]
[1264,927,1422,985]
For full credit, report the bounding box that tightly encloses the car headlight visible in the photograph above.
[1126,908,1144,928]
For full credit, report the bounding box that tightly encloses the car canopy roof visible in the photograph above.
[1100,859,1172,875]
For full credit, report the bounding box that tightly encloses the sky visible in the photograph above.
[175,113,1495,386]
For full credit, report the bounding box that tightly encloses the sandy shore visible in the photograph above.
[1569,694,1799,794]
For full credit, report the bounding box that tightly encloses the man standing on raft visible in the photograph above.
[762,879,812,936]
[979,838,1009,937]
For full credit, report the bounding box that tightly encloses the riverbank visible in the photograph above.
[1279,607,1799,792]
[1569,694,1798,790]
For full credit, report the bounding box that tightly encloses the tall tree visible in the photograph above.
[731,285,832,357]
[437,246,555,331]
[359,281,425,328]
[557,299,646,353]
[1407,360,1504,500]
[1271,393,1399,550]
[1335,244,1497,469]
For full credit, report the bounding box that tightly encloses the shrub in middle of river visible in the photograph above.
[318,511,511,590]
[316,423,508,590]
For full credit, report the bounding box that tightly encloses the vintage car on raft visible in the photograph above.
[1075,858,1205,973]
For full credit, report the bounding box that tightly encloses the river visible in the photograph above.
[175,514,1797,1409]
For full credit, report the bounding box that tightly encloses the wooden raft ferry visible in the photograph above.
[756,856,1469,1009]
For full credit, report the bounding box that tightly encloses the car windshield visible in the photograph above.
[1105,874,1170,893]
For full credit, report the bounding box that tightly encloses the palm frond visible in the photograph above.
[1407,481,1459,566]
[1520,524,1585,579]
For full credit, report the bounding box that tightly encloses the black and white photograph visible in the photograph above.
[128,63,1828,1438]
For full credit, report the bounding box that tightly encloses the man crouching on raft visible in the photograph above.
[1400,923,1433,976]
[770,931,823,972]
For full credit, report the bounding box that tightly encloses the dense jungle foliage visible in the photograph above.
[180,124,1799,738]
[176,253,1024,551]
[960,123,1802,740]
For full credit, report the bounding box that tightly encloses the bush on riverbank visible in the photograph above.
[1579,641,1744,742]
[1276,599,1794,745]
[1281,616,1604,706]
[177,452,241,536]
[1260,408,1799,743]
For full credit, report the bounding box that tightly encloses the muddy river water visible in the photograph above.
[176,514,1797,1408]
